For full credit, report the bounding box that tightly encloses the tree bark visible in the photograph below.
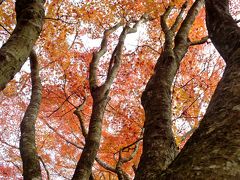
[135,1,204,179]
[72,23,126,180]
[0,0,45,90]
[158,0,240,178]
[20,50,42,180]
[72,16,149,180]
[72,92,110,180]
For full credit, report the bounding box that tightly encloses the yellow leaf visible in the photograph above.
[3,80,17,97]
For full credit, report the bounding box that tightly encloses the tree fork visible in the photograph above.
[135,1,204,179]
[72,15,149,180]
[159,0,240,178]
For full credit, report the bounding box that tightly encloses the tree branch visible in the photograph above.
[95,157,117,173]
[174,0,204,60]
[39,156,50,180]
[171,1,189,32]
[161,6,174,33]
[121,140,141,163]
[105,15,150,91]
[74,97,88,138]
[44,120,84,149]
[20,50,42,179]
[89,22,122,90]
[0,0,45,90]
[190,36,208,46]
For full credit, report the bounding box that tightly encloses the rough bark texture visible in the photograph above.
[158,0,240,179]
[72,16,149,180]
[135,1,204,179]
[71,23,122,180]
[20,50,42,180]
[72,94,110,180]
[0,0,45,90]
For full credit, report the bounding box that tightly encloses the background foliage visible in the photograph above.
[0,0,239,179]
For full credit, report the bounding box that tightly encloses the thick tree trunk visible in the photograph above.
[159,0,240,178]
[136,52,179,179]
[135,1,204,179]
[0,0,45,90]
[20,50,42,180]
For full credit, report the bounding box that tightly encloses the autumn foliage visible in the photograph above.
[0,0,239,179]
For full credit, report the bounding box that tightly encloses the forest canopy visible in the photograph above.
[0,0,239,179]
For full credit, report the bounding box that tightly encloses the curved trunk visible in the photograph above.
[135,1,204,179]
[135,52,179,179]
[160,0,240,178]
[20,50,42,180]
[72,93,110,180]
[72,25,127,180]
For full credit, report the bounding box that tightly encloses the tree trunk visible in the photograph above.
[72,17,148,180]
[20,50,42,180]
[159,0,240,178]
[72,23,126,180]
[135,1,204,179]
[136,51,179,179]
[0,0,45,90]
[72,92,110,180]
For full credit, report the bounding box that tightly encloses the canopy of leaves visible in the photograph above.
[0,0,239,179]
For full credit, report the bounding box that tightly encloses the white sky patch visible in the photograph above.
[80,34,101,49]
[125,23,148,51]
[21,59,31,73]
[174,119,192,135]
[67,23,148,51]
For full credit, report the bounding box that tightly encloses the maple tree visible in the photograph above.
[0,0,239,179]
